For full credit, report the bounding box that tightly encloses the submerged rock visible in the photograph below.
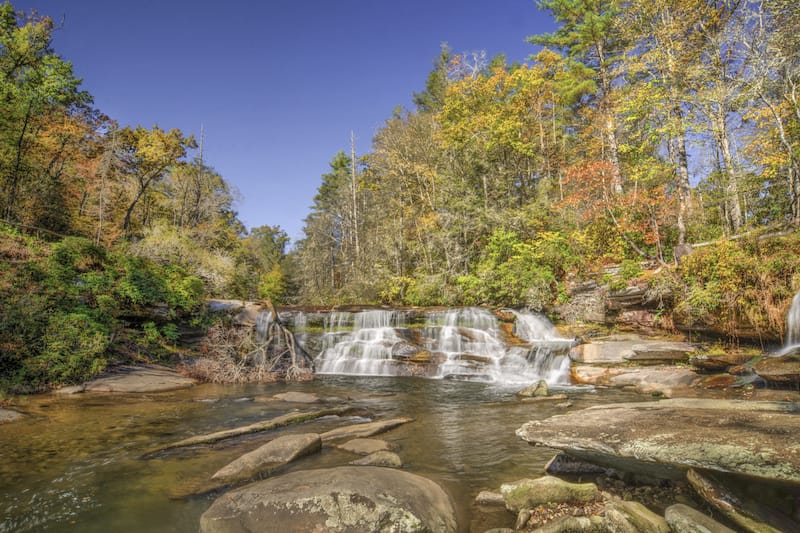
[271,391,321,404]
[499,476,601,513]
[474,491,505,506]
[336,437,392,455]
[665,503,736,533]
[199,466,458,532]
[211,433,321,484]
[349,450,402,467]
[517,399,800,484]
[320,417,413,443]
[0,408,22,423]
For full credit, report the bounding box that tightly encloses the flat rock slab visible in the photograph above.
[199,466,457,532]
[517,399,800,484]
[211,433,321,484]
[0,408,22,423]
[570,339,695,365]
[56,365,195,394]
[755,351,800,387]
[336,438,392,455]
[320,417,413,443]
[571,365,699,397]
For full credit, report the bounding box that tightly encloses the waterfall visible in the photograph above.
[785,291,800,348]
[254,310,273,344]
[315,310,408,376]
[311,307,575,386]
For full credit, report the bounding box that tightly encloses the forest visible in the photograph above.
[1,0,799,390]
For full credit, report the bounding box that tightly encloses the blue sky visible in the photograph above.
[15,0,555,243]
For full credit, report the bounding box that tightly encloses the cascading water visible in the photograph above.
[785,291,800,349]
[315,310,409,376]
[309,307,575,386]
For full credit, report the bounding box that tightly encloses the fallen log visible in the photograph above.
[145,406,359,456]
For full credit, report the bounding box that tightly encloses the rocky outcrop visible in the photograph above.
[517,399,800,483]
[570,338,695,365]
[571,365,700,397]
[55,364,195,394]
[199,466,458,532]
[755,349,800,387]
[690,352,755,373]
[210,433,321,484]
[499,476,601,513]
[320,417,413,443]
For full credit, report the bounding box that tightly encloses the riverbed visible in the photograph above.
[0,377,650,532]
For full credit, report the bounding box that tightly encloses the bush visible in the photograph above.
[28,312,110,386]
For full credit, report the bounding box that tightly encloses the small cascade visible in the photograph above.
[309,307,576,386]
[316,310,408,375]
[785,291,800,348]
[254,310,273,344]
[423,308,507,381]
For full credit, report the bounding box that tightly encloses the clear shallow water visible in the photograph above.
[0,377,649,532]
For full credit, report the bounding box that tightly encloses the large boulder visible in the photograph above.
[211,433,321,484]
[517,399,800,483]
[199,466,458,533]
[499,476,601,513]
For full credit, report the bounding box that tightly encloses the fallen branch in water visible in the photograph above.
[144,406,359,456]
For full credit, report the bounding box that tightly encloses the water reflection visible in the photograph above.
[0,377,644,532]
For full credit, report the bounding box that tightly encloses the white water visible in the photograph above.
[312,308,574,386]
[786,291,800,348]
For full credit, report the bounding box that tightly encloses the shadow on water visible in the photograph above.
[0,377,648,532]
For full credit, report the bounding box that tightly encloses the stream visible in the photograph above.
[0,377,651,532]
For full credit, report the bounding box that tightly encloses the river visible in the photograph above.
[0,376,650,532]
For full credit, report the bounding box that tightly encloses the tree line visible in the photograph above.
[0,2,289,301]
[294,0,800,309]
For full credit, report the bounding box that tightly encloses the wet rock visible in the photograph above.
[336,437,392,456]
[271,391,321,404]
[516,379,549,398]
[320,417,413,443]
[603,500,670,533]
[686,469,794,533]
[0,408,22,423]
[211,433,321,484]
[520,394,569,404]
[570,365,699,397]
[544,452,611,476]
[665,503,736,533]
[500,476,601,513]
[624,341,696,365]
[517,399,800,484]
[690,352,754,373]
[199,466,458,533]
[55,364,196,394]
[755,350,800,387]
[516,509,532,530]
[474,491,505,506]
[349,450,402,467]
[482,529,513,533]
